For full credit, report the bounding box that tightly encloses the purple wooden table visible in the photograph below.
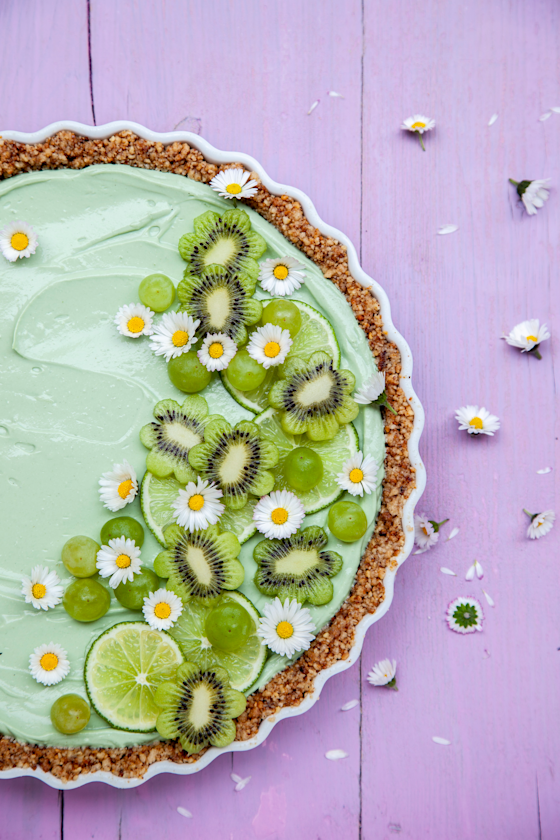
[2,1,559,836]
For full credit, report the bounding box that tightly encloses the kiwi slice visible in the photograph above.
[189,417,279,510]
[253,525,343,606]
[139,395,222,484]
[177,265,262,346]
[155,662,246,755]
[268,351,359,441]
[154,524,244,603]
[178,208,266,282]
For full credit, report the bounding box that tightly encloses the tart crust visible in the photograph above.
[0,131,415,781]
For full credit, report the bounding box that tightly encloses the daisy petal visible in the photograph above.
[325,750,348,761]
[340,699,359,711]
[488,113,498,126]
[437,224,459,235]
[307,100,319,115]
[440,567,457,576]
[432,736,451,746]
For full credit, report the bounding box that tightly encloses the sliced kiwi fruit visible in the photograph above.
[253,525,343,606]
[178,208,267,282]
[268,350,359,441]
[155,662,246,754]
[154,523,244,603]
[177,265,262,346]
[139,395,222,484]
[188,417,279,510]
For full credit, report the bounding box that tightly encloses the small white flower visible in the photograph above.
[465,560,484,580]
[29,642,70,686]
[446,597,484,634]
[98,459,138,512]
[253,490,305,540]
[115,302,154,338]
[414,513,438,549]
[354,370,386,405]
[209,167,258,200]
[197,333,237,372]
[247,323,292,369]
[337,451,378,497]
[149,311,200,361]
[455,405,500,436]
[142,588,183,630]
[172,477,224,531]
[0,221,38,262]
[367,658,397,688]
[258,256,306,297]
[257,597,315,657]
[525,508,555,540]
[96,537,142,588]
[21,566,63,611]
[509,178,550,216]
[401,115,435,150]
[503,319,550,357]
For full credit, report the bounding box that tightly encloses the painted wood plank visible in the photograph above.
[0,779,61,840]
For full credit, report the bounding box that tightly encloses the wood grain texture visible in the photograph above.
[1,0,559,837]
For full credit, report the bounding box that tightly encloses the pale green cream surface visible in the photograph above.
[0,165,384,747]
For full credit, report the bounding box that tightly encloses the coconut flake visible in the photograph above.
[326,749,348,761]
[437,224,459,235]
[537,467,552,474]
[488,113,498,126]
[432,736,451,746]
[440,567,457,576]
[540,111,552,121]
[341,699,359,711]
[177,807,192,818]
[482,589,495,607]
[307,100,319,115]
[328,91,344,98]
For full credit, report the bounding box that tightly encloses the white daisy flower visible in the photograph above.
[0,221,39,262]
[465,559,484,580]
[197,333,237,372]
[258,256,306,297]
[503,319,550,359]
[209,167,259,200]
[114,303,154,338]
[21,566,63,611]
[354,371,397,414]
[96,537,142,588]
[172,477,224,531]
[149,311,200,361]
[247,323,292,370]
[142,588,184,631]
[401,115,435,150]
[253,490,305,539]
[446,597,484,634]
[455,405,500,436]
[509,178,550,216]
[257,597,315,657]
[367,658,397,689]
[414,513,438,549]
[98,459,138,512]
[337,451,378,497]
[524,508,555,540]
[29,642,70,686]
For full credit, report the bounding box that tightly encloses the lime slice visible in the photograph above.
[221,300,340,414]
[255,407,359,513]
[84,622,184,732]
[141,471,257,547]
[168,591,267,692]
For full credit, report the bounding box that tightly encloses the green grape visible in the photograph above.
[261,299,302,338]
[328,500,368,543]
[61,536,100,578]
[205,602,254,652]
[226,349,267,391]
[115,567,160,611]
[138,273,175,312]
[50,694,91,735]
[168,351,211,393]
[100,516,144,548]
[284,447,324,492]
[63,578,111,622]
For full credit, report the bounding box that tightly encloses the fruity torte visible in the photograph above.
[0,131,416,782]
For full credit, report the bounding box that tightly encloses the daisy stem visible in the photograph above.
[429,518,449,533]
[385,678,398,691]
[529,346,542,360]
[417,132,426,152]
[232,198,238,209]
[523,508,536,520]
[508,178,519,186]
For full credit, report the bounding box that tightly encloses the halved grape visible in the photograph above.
[168,351,211,393]
[261,299,301,338]
[205,601,254,653]
[115,568,160,611]
[139,273,175,312]
[50,694,91,734]
[61,536,100,578]
[328,500,368,542]
[284,447,323,492]
[63,579,111,622]
[100,516,144,548]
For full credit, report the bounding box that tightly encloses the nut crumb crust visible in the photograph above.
[0,131,415,782]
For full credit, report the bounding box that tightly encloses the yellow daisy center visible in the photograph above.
[422,526,429,535]
[188,494,205,511]
[127,316,145,334]
[411,121,426,129]
[276,621,294,639]
[273,264,289,280]
[469,417,483,430]
[271,507,289,525]
[172,330,190,347]
[11,232,29,251]
[154,602,171,620]
[349,468,364,484]
[118,479,134,499]
[209,342,224,359]
[526,335,538,342]
[40,653,59,671]
[264,341,281,358]
[226,183,242,195]
[116,554,131,569]
[32,583,47,599]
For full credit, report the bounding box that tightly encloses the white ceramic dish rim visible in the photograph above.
[0,121,426,789]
